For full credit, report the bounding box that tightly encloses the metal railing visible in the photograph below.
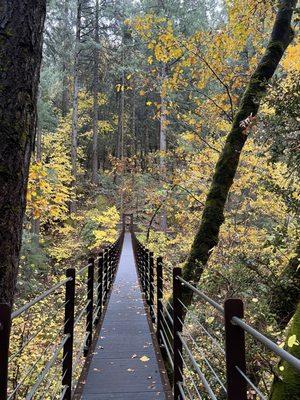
[0,230,124,400]
[131,231,300,400]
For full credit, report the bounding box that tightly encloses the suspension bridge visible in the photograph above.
[0,215,300,400]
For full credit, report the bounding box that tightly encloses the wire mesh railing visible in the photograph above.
[131,230,300,400]
[0,230,124,400]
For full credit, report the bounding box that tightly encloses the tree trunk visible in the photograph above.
[116,24,126,160]
[180,0,297,309]
[271,241,300,329]
[160,63,167,170]
[160,63,167,232]
[36,125,42,163]
[92,0,100,184]
[269,303,300,400]
[70,0,81,212]
[132,80,137,156]
[62,0,70,117]
[0,0,46,304]
[117,71,125,159]
[32,124,43,241]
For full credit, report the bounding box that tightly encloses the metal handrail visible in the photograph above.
[178,355,203,399]
[235,366,266,400]
[132,230,300,400]
[160,300,174,325]
[77,264,90,276]
[159,329,174,369]
[25,335,69,399]
[177,382,188,400]
[232,316,300,372]
[177,276,224,315]
[7,325,66,400]
[12,277,72,319]
[1,229,125,400]
[177,275,300,372]
[183,329,227,393]
[178,332,218,400]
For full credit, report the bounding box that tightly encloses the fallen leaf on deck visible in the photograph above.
[140,355,150,362]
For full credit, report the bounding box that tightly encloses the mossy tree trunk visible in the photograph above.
[271,241,300,329]
[269,303,300,400]
[179,0,297,309]
[0,1,46,304]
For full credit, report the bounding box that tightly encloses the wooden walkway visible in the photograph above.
[80,233,171,399]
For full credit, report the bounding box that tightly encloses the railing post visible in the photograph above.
[122,213,126,231]
[224,299,247,400]
[140,249,144,289]
[62,268,75,400]
[0,304,11,400]
[173,268,183,400]
[142,247,147,292]
[109,246,114,284]
[156,257,163,343]
[130,214,133,232]
[145,249,150,303]
[103,249,108,302]
[149,251,155,322]
[95,252,103,325]
[107,247,112,289]
[84,257,94,356]
[139,246,143,290]
[106,247,110,289]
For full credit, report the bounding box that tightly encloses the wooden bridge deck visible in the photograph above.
[80,233,171,400]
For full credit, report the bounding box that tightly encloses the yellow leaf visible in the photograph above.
[140,355,150,362]
[287,334,299,348]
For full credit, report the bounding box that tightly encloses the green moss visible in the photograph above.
[270,304,300,400]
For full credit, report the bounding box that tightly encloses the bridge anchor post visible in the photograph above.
[103,249,108,302]
[149,251,155,322]
[62,268,75,400]
[173,268,183,400]
[224,298,247,400]
[84,257,94,356]
[156,256,163,344]
[95,252,103,325]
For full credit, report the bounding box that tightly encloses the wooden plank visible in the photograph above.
[81,233,169,399]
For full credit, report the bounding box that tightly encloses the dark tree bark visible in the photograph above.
[132,79,137,156]
[116,24,130,160]
[0,0,46,304]
[180,0,297,308]
[32,123,42,241]
[116,71,125,159]
[160,63,167,232]
[70,0,81,212]
[35,125,42,163]
[62,0,70,117]
[271,241,300,329]
[92,0,100,184]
